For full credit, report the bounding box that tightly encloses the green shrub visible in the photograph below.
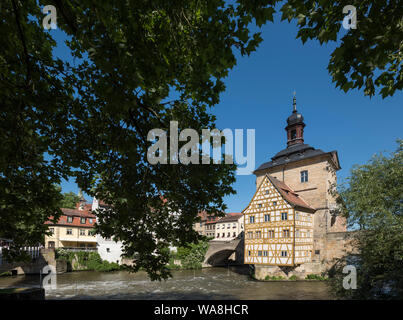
[289,275,298,281]
[55,250,122,272]
[264,275,285,280]
[305,274,326,280]
[170,240,209,270]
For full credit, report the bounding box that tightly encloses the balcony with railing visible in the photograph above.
[61,247,98,252]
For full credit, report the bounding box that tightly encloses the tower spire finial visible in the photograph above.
[292,91,297,113]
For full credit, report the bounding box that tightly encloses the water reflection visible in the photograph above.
[0,266,334,300]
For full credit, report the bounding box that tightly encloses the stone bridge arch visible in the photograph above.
[203,233,244,267]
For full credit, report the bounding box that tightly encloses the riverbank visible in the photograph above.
[251,274,328,281]
[0,287,44,300]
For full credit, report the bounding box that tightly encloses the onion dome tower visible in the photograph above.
[286,94,305,146]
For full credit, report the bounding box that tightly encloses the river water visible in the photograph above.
[0,267,334,300]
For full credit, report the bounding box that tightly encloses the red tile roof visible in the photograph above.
[197,211,221,222]
[217,213,243,223]
[227,212,243,216]
[267,175,316,213]
[60,208,96,218]
[45,208,96,228]
[205,219,219,224]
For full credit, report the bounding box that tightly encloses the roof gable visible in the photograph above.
[267,175,315,212]
[242,175,292,214]
[243,175,315,214]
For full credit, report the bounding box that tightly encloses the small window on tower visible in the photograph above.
[301,170,308,182]
[291,130,297,140]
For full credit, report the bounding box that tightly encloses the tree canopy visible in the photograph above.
[59,191,81,209]
[0,1,401,279]
[339,140,402,230]
[281,0,403,98]
[329,140,402,299]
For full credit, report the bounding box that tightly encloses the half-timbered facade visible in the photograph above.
[243,97,348,278]
[243,174,315,266]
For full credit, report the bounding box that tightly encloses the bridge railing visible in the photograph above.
[0,246,42,266]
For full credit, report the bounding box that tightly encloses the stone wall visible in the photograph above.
[56,259,68,274]
[254,262,324,280]
[323,231,358,269]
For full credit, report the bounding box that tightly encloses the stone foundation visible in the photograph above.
[254,262,324,280]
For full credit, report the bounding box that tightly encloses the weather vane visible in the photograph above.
[292,90,297,112]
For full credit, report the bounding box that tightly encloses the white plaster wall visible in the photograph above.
[92,197,124,264]
[96,236,124,264]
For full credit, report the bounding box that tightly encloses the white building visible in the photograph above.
[214,213,244,241]
[92,198,124,264]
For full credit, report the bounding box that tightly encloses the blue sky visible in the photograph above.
[56,12,402,213]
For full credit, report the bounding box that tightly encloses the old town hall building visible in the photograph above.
[243,96,348,279]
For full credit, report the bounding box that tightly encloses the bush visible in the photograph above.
[264,275,285,280]
[289,275,298,281]
[305,274,326,280]
[169,240,209,270]
[55,250,121,272]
